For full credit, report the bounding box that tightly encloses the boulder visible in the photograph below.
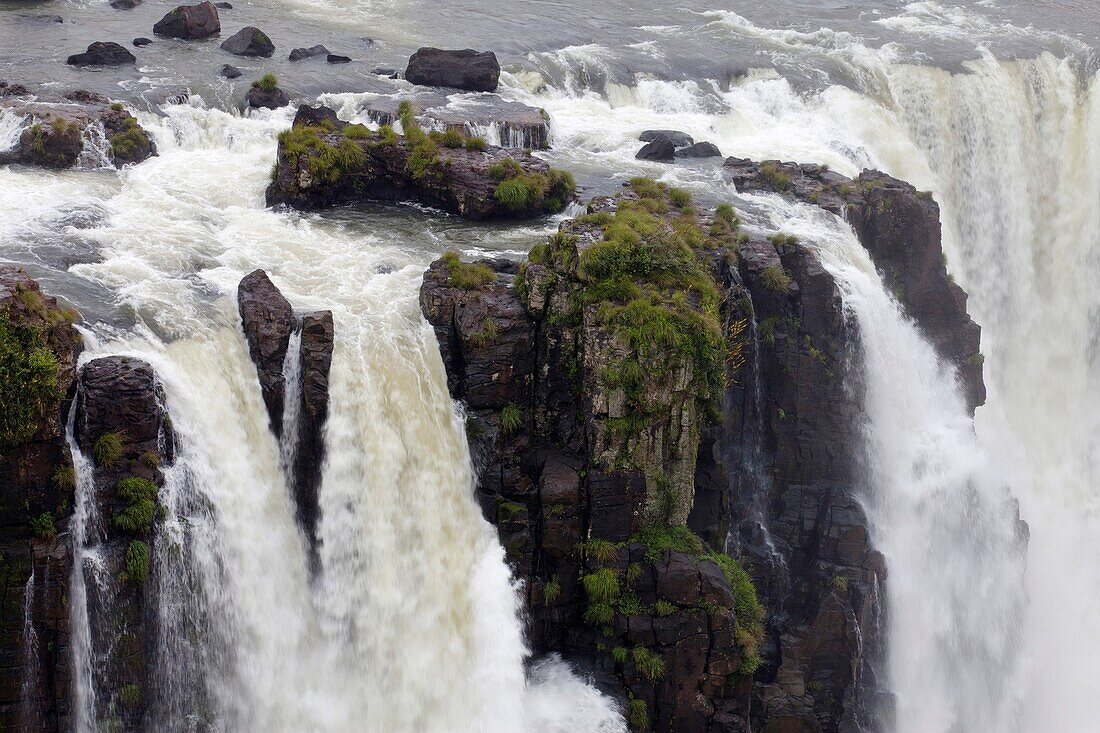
[405,47,500,92]
[327,54,350,64]
[675,141,721,158]
[635,137,675,161]
[292,104,341,129]
[236,269,293,434]
[214,1,232,7]
[372,66,398,78]
[220,26,274,57]
[640,129,693,147]
[288,44,328,61]
[153,1,221,40]
[220,64,242,78]
[66,41,136,67]
[133,37,153,47]
[294,310,333,560]
[110,0,141,8]
[246,85,289,109]
[0,81,30,97]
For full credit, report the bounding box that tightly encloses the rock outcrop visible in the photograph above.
[637,132,721,163]
[289,44,328,61]
[236,270,332,561]
[0,91,156,169]
[356,94,552,150]
[724,157,985,410]
[220,26,274,57]
[405,47,500,92]
[0,268,81,732]
[153,1,220,40]
[265,104,574,219]
[65,41,136,67]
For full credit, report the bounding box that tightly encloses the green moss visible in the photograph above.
[582,567,621,604]
[760,265,791,293]
[500,403,522,436]
[654,599,675,617]
[760,161,792,191]
[118,684,141,706]
[140,451,160,468]
[275,126,366,185]
[124,540,150,584]
[704,551,765,674]
[92,431,124,468]
[0,316,60,453]
[252,73,279,91]
[632,646,666,681]
[29,512,55,540]
[629,524,706,562]
[110,102,124,112]
[440,251,495,290]
[114,476,158,534]
[109,117,148,161]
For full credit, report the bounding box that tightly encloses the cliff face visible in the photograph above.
[422,169,979,731]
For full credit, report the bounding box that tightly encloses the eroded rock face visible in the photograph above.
[153,1,221,39]
[237,269,294,434]
[725,157,985,411]
[66,41,136,67]
[0,268,81,732]
[405,47,500,92]
[220,26,274,57]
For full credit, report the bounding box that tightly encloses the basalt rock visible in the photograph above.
[0,268,81,732]
[220,26,274,57]
[294,310,333,558]
[405,47,500,92]
[288,44,328,61]
[0,91,157,169]
[292,103,340,129]
[237,269,294,434]
[265,107,574,218]
[0,81,30,98]
[635,137,675,162]
[220,64,241,78]
[110,0,141,9]
[640,130,693,148]
[153,1,221,40]
[246,85,289,109]
[725,157,985,411]
[133,37,153,47]
[74,356,174,731]
[327,54,350,64]
[66,41,136,67]
[676,142,722,159]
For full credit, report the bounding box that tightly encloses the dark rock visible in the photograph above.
[66,41,136,67]
[292,103,341,129]
[327,54,350,64]
[220,26,274,57]
[0,80,30,97]
[246,85,289,109]
[63,89,108,104]
[237,269,293,434]
[220,64,242,78]
[635,137,675,161]
[133,37,153,47]
[20,13,64,22]
[288,44,328,61]
[640,129,693,147]
[110,0,141,8]
[214,1,232,7]
[372,66,398,78]
[293,310,333,560]
[405,47,500,92]
[675,141,722,158]
[153,1,221,40]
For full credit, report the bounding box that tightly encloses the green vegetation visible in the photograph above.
[432,128,465,149]
[768,233,799,246]
[29,512,55,541]
[397,102,446,183]
[761,265,792,293]
[140,451,160,468]
[489,157,574,213]
[654,599,675,617]
[543,575,561,604]
[113,476,158,534]
[612,646,629,664]
[704,550,765,674]
[668,187,692,208]
[124,540,150,584]
[500,403,523,436]
[471,316,498,347]
[629,524,706,562]
[53,465,76,491]
[465,136,487,152]
[118,684,141,706]
[760,161,792,191]
[252,73,279,91]
[627,696,648,731]
[440,251,495,290]
[632,646,666,681]
[758,317,779,349]
[341,123,371,140]
[110,102,124,112]
[109,116,148,161]
[581,538,619,566]
[582,567,620,604]
[0,312,61,455]
[582,602,615,626]
[275,125,366,184]
[93,431,124,468]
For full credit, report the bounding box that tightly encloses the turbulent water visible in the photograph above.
[3,0,1100,731]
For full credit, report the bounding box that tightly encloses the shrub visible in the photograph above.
[632,646,666,681]
[114,476,158,534]
[582,568,620,604]
[93,431,124,468]
[441,251,495,290]
[760,265,791,293]
[252,73,278,91]
[29,512,55,540]
[500,403,522,436]
[0,313,61,455]
[124,540,150,584]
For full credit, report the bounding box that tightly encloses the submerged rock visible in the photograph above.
[640,129,693,147]
[327,54,350,64]
[110,0,142,9]
[288,44,328,61]
[675,141,722,158]
[133,37,153,47]
[405,47,500,92]
[265,105,574,219]
[66,41,136,67]
[220,63,241,78]
[153,1,221,40]
[220,26,274,57]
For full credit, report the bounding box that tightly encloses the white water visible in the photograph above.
[48,102,623,732]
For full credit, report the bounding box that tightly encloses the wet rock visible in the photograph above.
[220,63,242,78]
[676,141,722,158]
[220,26,274,57]
[640,129,693,147]
[635,137,675,161]
[405,47,500,92]
[357,93,552,149]
[133,37,153,47]
[372,66,398,78]
[294,310,333,560]
[21,13,63,22]
[66,41,136,67]
[292,103,341,129]
[0,80,30,97]
[288,44,328,61]
[214,1,232,7]
[327,54,350,64]
[247,85,289,109]
[237,269,293,435]
[110,0,141,8]
[153,1,221,40]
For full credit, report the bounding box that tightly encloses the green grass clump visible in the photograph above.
[761,265,792,293]
[465,136,487,152]
[628,696,648,731]
[441,251,496,290]
[582,602,615,626]
[0,313,60,455]
[342,123,371,140]
[276,125,367,184]
[500,403,522,435]
[124,540,150,584]
[543,575,561,604]
[704,551,765,674]
[53,465,76,491]
[582,538,619,566]
[654,599,676,617]
[582,567,621,604]
[629,524,706,562]
[252,73,279,91]
[768,233,799,246]
[118,684,141,706]
[612,646,629,664]
[29,512,55,540]
[109,116,148,161]
[377,124,398,145]
[632,646,666,681]
[489,157,574,214]
[92,431,124,468]
[114,476,158,534]
[668,187,692,207]
[432,128,465,149]
[760,161,792,191]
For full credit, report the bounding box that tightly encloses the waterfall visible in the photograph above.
[75,121,113,171]
[0,109,25,152]
[19,568,40,727]
[278,325,304,479]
